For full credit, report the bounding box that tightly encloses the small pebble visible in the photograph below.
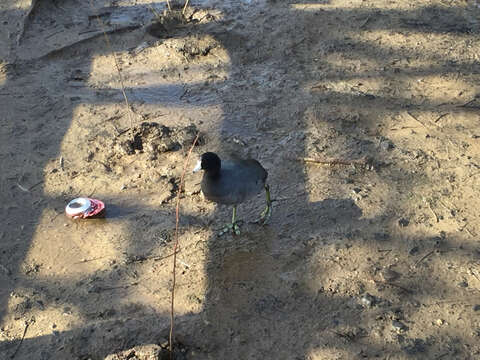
[360,293,376,307]
[380,139,395,151]
[380,268,400,282]
[436,319,445,326]
[392,320,407,332]
[398,218,410,227]
[374,232,390,241]
[409,246,419,255]
[473,304,480,312]
[402,338,426,355]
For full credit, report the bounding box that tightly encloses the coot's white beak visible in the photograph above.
[193,159,202,173]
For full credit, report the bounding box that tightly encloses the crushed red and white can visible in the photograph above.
[65,197,106,219]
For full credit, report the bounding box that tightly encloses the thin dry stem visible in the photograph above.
[299,157,368,166]
[170,134,200,359]
[182,0,190,15]
[10,319,33,359]
[148,4,163,21]
[89,0,135,129]
[414,250,435,268]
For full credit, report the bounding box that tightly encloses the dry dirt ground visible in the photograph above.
[1,0,480,359]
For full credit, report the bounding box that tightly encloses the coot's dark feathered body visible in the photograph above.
[193,152,272,235]
[201,158,267,205]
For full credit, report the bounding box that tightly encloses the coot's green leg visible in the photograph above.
[255,184,272,225]
[231,206,241,235]
[218,205,241,236]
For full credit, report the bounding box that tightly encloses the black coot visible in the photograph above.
[193,152,272,235]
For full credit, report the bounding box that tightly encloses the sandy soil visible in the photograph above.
[1,0,480,359]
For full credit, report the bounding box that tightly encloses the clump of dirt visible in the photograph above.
[115,122,203,157]
[105,342,189,360]
[179,35,218,60]
[146,9,187,39]
[104,344,165,360]
[146,8,219,60]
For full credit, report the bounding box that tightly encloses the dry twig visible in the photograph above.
[10,319,34,359]
[299,156,369,167]
[458,98,477,108]
[434,113,448,123]
[73,256,107,264]
[89,0,135,129]
[170,134,200,359]
[414,250,435,268]
[182,0,190,15]
[16,183,29,192]
[125,250,181,264]
[383,281,413,294]
[147,3,163,21]
[464,227,475,237]
[359,16,372,29]
[424,198,439,223]
[406,111,427,128]
[98,282,138,291]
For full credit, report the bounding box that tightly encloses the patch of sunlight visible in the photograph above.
[307,347,349,360]
[290,2,335,11]
[116,261,207,315]
[2,294,81,339]
[5,298,84,339]
[304,241,375,294]
[23,208,125,278]
[306,72,473,106]
[355,31,479,62]
[88,64,230,88]
[291,1,413,11]
[0,61,7,86]
[88,37,230,89]
[396,74,474,105]
[4,0,34,11]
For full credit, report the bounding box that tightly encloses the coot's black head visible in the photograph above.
[193,152,221,174]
